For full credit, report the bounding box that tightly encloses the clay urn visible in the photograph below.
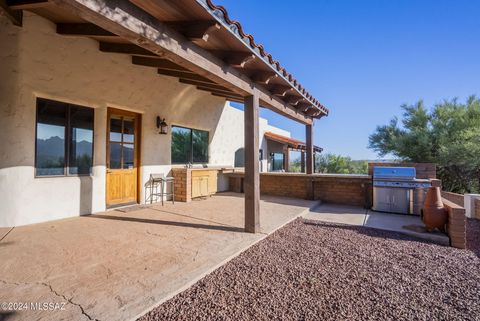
[421,186,448,232]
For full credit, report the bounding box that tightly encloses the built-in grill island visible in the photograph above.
[372,167,431,215]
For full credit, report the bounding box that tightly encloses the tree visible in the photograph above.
[315,153,368,174]
[369,96,480,193]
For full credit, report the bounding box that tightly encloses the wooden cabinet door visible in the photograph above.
[106,108,140,207]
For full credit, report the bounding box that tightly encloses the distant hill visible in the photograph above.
[37,136,93,157]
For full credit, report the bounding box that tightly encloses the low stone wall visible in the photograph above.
[227,172,372,207]
[442,198,466,249]
[441,191,464,207]
[368,162,436,179]
[312,175,372,208]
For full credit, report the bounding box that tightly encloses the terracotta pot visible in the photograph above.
[421,187,448,232]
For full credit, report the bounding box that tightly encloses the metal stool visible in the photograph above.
[147,174,175,205]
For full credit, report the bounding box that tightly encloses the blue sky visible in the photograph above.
[217,0,480,160]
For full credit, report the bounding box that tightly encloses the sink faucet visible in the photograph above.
[186,162,192,169]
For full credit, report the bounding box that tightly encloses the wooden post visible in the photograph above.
[306,124,314,174]
[244,92,260,233]
[283,146,290,172]
[300,151,305,173]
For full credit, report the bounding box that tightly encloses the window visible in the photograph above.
[171,126,209,164]
[108,115,136,169]
[35,98,94,176]
[271,153,285,171]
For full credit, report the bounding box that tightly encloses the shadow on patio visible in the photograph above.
[0,192,319,321]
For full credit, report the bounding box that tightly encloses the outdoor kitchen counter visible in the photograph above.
[171,167,234,202]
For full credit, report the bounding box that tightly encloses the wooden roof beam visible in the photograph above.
[99,42,156,56]
[210,50,256,68]
[50,0,317,124]
[132,56,191,72]
[1,0,22,26]
[166,20,220,42]
[196,86,238,96]
[211,93,244,103]
[284,95,304,105]
[251,71,278,85]
[179,79,229,91]
[297,103,312,113]
[7,0,48,10]
[57,23,117,37]
[158,70,214,84]
[270,85,293,97]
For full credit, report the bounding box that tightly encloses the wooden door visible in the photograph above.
[106,108,141,207]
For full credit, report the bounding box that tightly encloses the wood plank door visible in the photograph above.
[106,108,141,207]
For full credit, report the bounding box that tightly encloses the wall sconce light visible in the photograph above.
[156,116,168,135]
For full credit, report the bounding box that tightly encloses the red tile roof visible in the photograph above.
[264,132,323,152]
[199,0,329,116]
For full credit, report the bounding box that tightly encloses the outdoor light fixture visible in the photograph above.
[156,116,168,135]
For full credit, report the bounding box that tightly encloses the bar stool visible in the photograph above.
[147,173,175,206]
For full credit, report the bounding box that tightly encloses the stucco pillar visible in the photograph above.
[306,123,314,174]
[244,92,260,233]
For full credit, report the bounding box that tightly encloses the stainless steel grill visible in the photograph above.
[372,167,431,215]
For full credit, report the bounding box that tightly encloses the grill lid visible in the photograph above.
[373,166,416,180]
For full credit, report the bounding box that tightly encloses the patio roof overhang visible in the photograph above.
[2,0,329,125]
[264,131,323,153]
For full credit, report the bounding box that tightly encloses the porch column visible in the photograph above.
[300,151,305,173]
[306,124,314,174]
[244,92,260,233]
[283,146,290,172]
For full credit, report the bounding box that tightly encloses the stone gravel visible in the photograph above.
[139,218,480,321]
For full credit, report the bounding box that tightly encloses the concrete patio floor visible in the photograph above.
[304,203,449,245]
[0,192,319,321]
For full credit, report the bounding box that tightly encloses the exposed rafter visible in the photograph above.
[99,42,155,56]
[166,20,220,42]
[284,95,304,105]
[211,93,244,103]
[158,70,214,84]
[50,0,315,124]
[131,56,190,72]
[250,71,278,85]
[1,0,22,26]
[210,50,256,68]
[6,0,47,10]
[270,85,293,97]
[57,23,117,37]
[297,103,312,113]
[196,85,237,96]
[179,79,229,91]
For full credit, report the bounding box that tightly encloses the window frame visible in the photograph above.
[171,125,209,164]
[34,98,95,178]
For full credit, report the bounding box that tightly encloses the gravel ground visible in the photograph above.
[139,218,480,321]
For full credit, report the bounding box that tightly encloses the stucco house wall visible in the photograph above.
[0,12,298,227]
[0,12,235,227]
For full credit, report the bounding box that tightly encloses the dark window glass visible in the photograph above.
[69,106,94,175]
[123,118,135,143]
[35,98,94,177]
[123,144,135,169]
[272,153,285,171]
[171,126,209,164]
[172,127,192,164]
[192,129,208,163]
[36,100,66,176]
[109,143,122,169]
[109,117,122,142]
